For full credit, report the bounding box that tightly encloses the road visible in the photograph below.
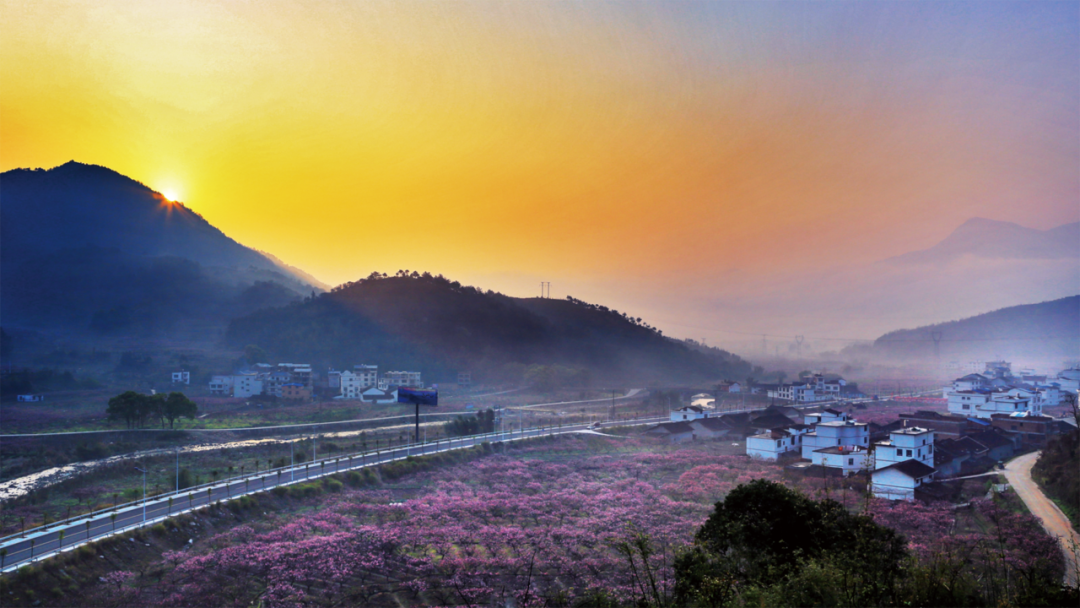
[0,416,663,573]
[1002,451,1080,587]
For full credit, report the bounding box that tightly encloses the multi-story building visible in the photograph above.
[209,375,234,395]
[990,413,1064,448]
[341,369,379,399]
[379,370,422,389]
[281,383,311,401]
[171,371,190,385]
[353,364,378,387]
[232,374,264,398]
[801,419,869,459]
[768,374,845,403]
[277,364,313,388]
[874,427,934,470]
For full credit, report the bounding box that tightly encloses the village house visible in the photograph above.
[670,405,710,422]
[800,419,869,459]
[874,427,934,470]
[689,417,737,440]
[899,410,979,440]
[811,445,870,476]
[871,460,937,501]
[379,371,422,389]
[990,413,1066,448]
[359,386,398,404]
[746,426,809,460]
[171,371,190,384]
[643,421,696,444]
[340,368,379,399]
[281,383,311,401]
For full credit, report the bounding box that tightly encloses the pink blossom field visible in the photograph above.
[87,435,1061,607]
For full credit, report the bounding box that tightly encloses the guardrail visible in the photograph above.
[0,416,666,573]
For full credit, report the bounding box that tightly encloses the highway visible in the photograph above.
[0,417,664,573]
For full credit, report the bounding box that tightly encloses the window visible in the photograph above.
[929,445,933,453]
[896,448,902,456]
[848,458,854,465]
[962,404,970,410]
[906,449,912,457]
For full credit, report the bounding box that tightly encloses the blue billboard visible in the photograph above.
[397,387,438,406]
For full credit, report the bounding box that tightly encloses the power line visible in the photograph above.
[659,319,1074,344]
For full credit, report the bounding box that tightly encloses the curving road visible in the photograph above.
[1002,450,1080,587]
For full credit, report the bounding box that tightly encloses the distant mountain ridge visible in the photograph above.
[1,161,320,336]
[857,296,1080,361]
[882,217,1079,265]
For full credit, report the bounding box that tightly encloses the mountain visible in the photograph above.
[854,296,1080,362]
[882,217,1080,265]
[226,273,756,384]
[0,161,321,336]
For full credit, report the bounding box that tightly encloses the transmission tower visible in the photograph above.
[931,331,943,360]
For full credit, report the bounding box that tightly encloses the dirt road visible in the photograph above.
[1002,451,1079,587]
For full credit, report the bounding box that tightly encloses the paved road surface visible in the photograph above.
[1002,451,1080,587]
[0,417,663,573]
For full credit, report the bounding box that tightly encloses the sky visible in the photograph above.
[2,1,1078,346]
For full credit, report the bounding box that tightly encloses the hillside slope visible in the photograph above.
[0,162,319,335]
[863,296,1079,361]
[226,273,755,384]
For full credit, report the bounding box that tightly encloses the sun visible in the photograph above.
[162,189,180,202]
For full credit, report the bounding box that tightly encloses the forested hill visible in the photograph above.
[865,296,1079,361]
[0,162,319,335]
[226,272,756,384]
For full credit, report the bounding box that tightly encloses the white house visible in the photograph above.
[341,369,379,399]
[171,371,190,385]
[360,386,398,404]
[670,406,710,422]
[946,389,993,417]
[747,426,809,460]
[1055,368,1080,394]
[800,419,869,459]
[769,374,844,403]
[803,408,849,426]
[233,374,264,398]
[209,375,234,395]
[872,460,937,500]
[811,446,870,476]
[874,427,934,470]
[379,371,422,389]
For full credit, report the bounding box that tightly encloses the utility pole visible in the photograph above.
[175,448,179,494]
[134,467,148,524]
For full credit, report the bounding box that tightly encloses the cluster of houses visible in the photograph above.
[754,373,864,403]
[944,361,1076,418]
[326,366,423,403]
[209,363,316,399]
[646,363,1076,501]
[206,363,426,403]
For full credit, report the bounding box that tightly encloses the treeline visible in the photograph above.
[228,273,755,385]
[105,391,198,429]
[446,409,496,437]
[0,368,101,400]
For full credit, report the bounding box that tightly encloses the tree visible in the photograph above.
[106,391,143,429]
[162,392,198,429]
[674,479,908,606]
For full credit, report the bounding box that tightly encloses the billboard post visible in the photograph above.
[397,387,438,444]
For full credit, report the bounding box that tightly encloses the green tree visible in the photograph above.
[674,479,907,607]
[106,391,143,429]
[162,392,198,429]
